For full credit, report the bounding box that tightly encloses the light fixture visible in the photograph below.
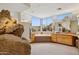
[57,8,62,10]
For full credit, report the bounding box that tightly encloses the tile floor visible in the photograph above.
[31,43,79,55]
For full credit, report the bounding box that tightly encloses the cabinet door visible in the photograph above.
[56,34,64,43]
[51,34,57,42]
[31,34,35,42]
[55,34,73,45]
[63,36,73,45]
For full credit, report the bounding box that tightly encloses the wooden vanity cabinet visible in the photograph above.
[51,33,76,46]
[51,34,57,42]
[57,34,73,45]
[31,33,35,42]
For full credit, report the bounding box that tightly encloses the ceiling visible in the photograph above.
[23,3,79,18]
[0,3,30,12]
[0,3,79,18]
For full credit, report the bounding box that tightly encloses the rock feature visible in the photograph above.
[0,34,31,55]
[0,10,24,37]
[0,10,31,55]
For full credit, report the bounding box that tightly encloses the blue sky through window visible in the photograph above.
[57,12,72,21]
[32,16,40,26]
[43,17,52,26]
[32,12,72,26]
[32,16,53,26]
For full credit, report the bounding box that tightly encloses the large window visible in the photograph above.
[57,12,72,21]
[42,17,52,31]
[54,12,72,32]
[32,16,40,26]
[32,16,41,32]
[32,12,72,32]
[32,16,53,32]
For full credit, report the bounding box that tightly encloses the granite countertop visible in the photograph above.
[32,32,78,37]
[35,34,51,36]
[53,32,77,36]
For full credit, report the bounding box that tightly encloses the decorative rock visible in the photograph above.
[0,34,31,55]
[0,10,24,37]
[9,24,24,37]
[0,10,31,55]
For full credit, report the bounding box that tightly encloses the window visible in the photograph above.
[32,16,53,32]
[32,16,41,32]
[32,16,40,26]
[57,12,72,21]
[42,17,53,31]
[54,12,72,32]
[31,13,71,32]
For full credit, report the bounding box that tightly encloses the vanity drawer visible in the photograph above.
[63,38,73,45]
[56,34,74,45]
[51,34,57,42]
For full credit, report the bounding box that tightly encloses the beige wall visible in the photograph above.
[62,19,78,33]
[20,22,31,41]
[62,20,71,30]
[11,11,32,41]
[11,12,18,20]
[19,12,31,41]
[70,20,78,33]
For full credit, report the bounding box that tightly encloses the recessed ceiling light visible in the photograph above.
[57,8,62,10]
